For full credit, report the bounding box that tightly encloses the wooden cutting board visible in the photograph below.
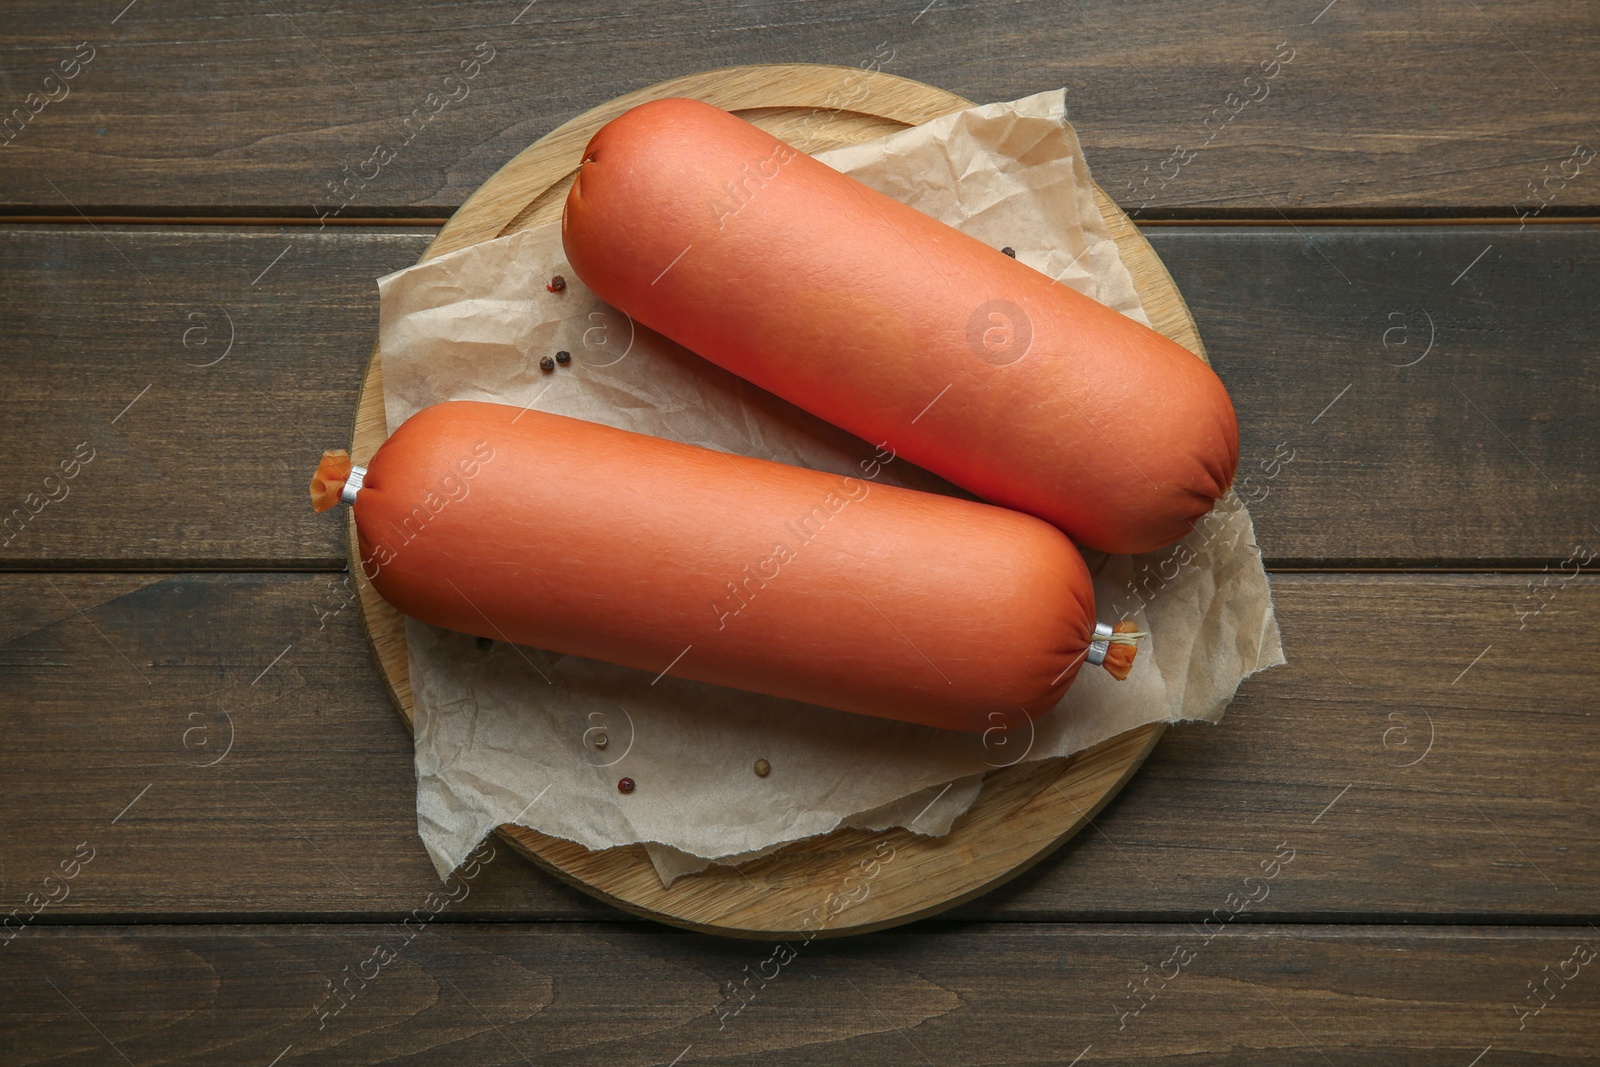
[346,63,1208,938]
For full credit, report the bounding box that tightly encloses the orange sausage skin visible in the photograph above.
[353,401,1098,732]
[562,98,1239,555]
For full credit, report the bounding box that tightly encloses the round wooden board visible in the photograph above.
[347,64,1210,939]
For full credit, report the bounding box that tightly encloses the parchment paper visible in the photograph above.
[376,89,1286,886]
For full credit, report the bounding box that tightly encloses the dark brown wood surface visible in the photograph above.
[2,573,1594,924]
[0,2,1596,218]
[5,924,1596,1065]
[2,225,1595,570]
[3,3,1597,1061]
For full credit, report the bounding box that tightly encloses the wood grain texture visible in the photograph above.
[0,4,1596,218]
[2,224,1596,569]
[344,63,1197,938]
[0,225,432,568]
[5,923,1597,1065]
[3,573,1593,923]
[1166,224,1600,568]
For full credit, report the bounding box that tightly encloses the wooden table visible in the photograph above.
[2,3,1595,1063]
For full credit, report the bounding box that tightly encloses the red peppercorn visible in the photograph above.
[617,777,635,794]
[547,275,566,293]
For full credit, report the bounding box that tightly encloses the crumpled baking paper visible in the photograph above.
[375,89,1286,887]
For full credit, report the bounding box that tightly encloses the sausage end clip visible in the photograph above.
[310,449,365,512]
[1089,620,1146,681]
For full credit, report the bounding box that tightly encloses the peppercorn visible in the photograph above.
[594,733,609,750]
[475,636,492,652]
[617,777,635,794]
[547,275,566,293]
[555,350,571,365]
[539,355,555,373]
[1001,246,1016,258]
[754,758,771,778]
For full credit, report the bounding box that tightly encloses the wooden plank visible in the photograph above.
[0,226,432,568]
[2,224,1596,568]
[0,570,614,921]
[956,573,1600,923]
[2,572,1594,922]
[4,923,1595,1064]
[0,3,1595,218]
[1164,224,1600,568]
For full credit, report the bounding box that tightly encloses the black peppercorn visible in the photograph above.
[539,355,555,373]
[1001,246,1016,258]
[475,636,492,652]
[555,350,571,365]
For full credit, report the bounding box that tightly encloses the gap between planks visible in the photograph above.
[13,914,1600,929]
[0,214,1598,228]
[0,563,1592,575]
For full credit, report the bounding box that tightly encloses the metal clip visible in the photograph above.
[1085,620,1113,666]
[340,465,366,506]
